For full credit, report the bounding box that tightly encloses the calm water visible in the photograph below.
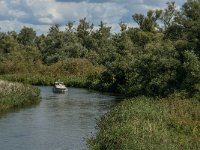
[0,87,121,150]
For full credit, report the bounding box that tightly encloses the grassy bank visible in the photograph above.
[0,80,40,113]
[88,96,200,150]
[0,74,89,87]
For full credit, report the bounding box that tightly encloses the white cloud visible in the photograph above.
[0,20,50,35]
[0,0,186,34]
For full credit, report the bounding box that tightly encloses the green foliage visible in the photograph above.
[165,0,200,54]
[0,44,42,74]
[181,51,200,96]
[77,18,93,48]
[41,24,64,64]
[133,9,162,32]
[126,28,156,47]
[61,42,88,58]
[0,80,40,112]
[0,58,105,88]
[125,41,180,96]
[161,2,177,30]
[88,96,200,150]
[48,58,100,76]
[0,0,200,98]
[95,39,182,96]
[0,32,19,54]
[17,26,36,45]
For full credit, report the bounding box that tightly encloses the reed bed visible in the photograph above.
[88,96,200,150]
[0,80,40,112]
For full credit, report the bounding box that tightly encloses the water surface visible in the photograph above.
[0,87,120,150]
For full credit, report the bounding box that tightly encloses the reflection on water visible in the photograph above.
[0,87,121,150]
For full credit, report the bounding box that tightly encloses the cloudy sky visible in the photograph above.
[0,0,186,34]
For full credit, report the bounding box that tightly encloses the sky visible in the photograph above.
[0,0,186,34]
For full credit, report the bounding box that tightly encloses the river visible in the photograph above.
[0,86,121,150]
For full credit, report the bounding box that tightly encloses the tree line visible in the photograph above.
[0,0,200,97]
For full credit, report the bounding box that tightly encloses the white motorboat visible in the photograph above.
[53,81,68,93]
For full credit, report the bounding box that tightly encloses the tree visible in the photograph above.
[17,26,36,46]
[133,9,162,32]
[180,50,200,96]
[181,0,200,54]
[76,18,93,48]
[119,21,127,32]
[183,0,200,21]
[114,27,136,56]
[161,2,177,30]
[88,21,117,65]
[64,21,80,44]
[125,41,180,96]
[128,28,150,46]
[66,21,75,32]
[165,0,200,53]
[41,24,65,64]
[0,32,19,54]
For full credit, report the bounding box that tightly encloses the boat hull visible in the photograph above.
[53,87,68,93]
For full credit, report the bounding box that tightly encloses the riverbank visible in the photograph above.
[0,73,107,92]
[1,75,200,149]
[88,96,200,150]
[0,80,40,113]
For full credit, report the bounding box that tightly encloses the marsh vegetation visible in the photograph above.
[88,96,200,150]
[0,80,40,112]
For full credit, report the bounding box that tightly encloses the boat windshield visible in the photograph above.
[54,82,64,85]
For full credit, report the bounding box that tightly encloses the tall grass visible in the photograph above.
[88,96,200,150]
[0,74,89,87]
[0,80,40,112]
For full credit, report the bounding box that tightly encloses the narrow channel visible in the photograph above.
[0,86,120,150]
